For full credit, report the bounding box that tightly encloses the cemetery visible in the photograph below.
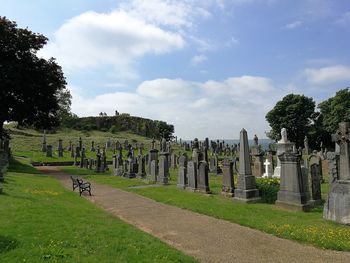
[2,4,350,263]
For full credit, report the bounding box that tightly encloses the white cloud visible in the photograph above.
[285,21,303,29]
[191,54,208,65]
[136,78,194,99]
[41,10,185,78]
[335,11,350,26]
[71,75,279,139]
[121,0,211,28]
[304,65,350,85]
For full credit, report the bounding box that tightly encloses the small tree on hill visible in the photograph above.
[0,16,68,138]
[266,94,316,147]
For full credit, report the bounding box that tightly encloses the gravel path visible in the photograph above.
[38,166,350,263]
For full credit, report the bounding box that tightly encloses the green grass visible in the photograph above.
[60,166,350,252]
[0,170,197,262]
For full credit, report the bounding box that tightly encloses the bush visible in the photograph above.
[256,177,280,203]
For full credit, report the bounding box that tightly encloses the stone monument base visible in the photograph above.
[233,175,261,203]
[157,176,169,185]
[323,180,350,225]
[275,200,310,212]
[123,172,136,179]
[275,190,310,211]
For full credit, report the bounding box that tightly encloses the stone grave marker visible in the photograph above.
[187,161,197,191]
[324,122,350,225]
[233,129,261,203]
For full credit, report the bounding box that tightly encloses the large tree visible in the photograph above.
[0,16,68,138]
[318,88,350,133]
[266,94,316,147]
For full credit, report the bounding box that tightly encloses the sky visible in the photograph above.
[1,0,350,139]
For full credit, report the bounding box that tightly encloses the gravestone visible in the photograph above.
[124,140,129,150]
[75,146,81,158]
[148,148,158,175]
[170,152,177,168]
[209,154,222,174]
[78,137,82,151]
[95,152,102,172]
[46,145,53,157]
[41,130,47,152]
[124,157,137,178]
[197,161,210,193]
[68,140,72,151]
[58,139,63,157]
[324,122,350,225]
[80,148,86,168]
[187,161,197,191]
[273,128,295,178]
[90,141,95,152]
[150,159,158,182]
[222,158,234,197]
[276,151,310,211]
[136,155,146,178]
[303,136,310,155]
[233,129,261,203]
[106,138,112,150]
[70,144,75,158]
[308,153,322,205]
[177,153,188,189]
[262,159,272,178]
[253,154,264,177]
[158,154,169,185]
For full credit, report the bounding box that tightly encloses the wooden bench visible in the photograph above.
[70,176,92,196]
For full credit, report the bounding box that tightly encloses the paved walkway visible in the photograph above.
[38,167,350,263]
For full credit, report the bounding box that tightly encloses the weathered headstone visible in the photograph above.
[136,155,146,178]
[78,137,82,151]
[90,141,95,152]
[209,154,222,174]
[253,154,264,177]
[150,159,158,182]
[158,154,169,185]
[41,130,47,152]
[75,146,81,158]
[70,144,75,158]
[233,129,261,203]
[197,161,210,193]
[80,148,86,168]
[222,158,235,197]
[58,139,63,157]
[148,148,158,175]
[303,136,310,155]
[170,152,177,168]
[68,140,72,151]
[187,161,197,191]
[324,122,350,225]
[124,157,137,178]
[276,151,310,211]
[46,145,53,157]
[177,153,188,189]
[308,153,323,205]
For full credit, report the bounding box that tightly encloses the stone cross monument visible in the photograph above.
[324,122,350,225]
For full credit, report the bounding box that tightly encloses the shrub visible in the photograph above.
[256,177,280,203]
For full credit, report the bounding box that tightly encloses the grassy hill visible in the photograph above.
[5,123,169,163]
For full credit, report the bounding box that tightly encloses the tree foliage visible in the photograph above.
[266,94,315,147]
[0,16,68,138]
[318,88,350,133]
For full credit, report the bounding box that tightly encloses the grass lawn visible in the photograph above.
[59,165,350,252]
[0,163,197,262]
